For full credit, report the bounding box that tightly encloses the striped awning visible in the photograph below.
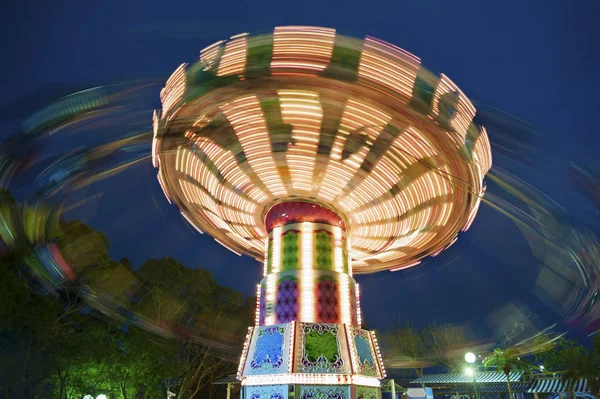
[435,383,531,394]
[527,379,589,393]
[411,372,523,385]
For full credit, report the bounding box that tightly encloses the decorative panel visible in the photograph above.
[245,384,289,399]
[356,385,380,399]
[298,385,350,399]
[267,221,347,274]
[281,229,300,271]
[296,322,352,374]
[314,229,334,270]
[243,323,292,376]
[316,276,340,323]
[258,270,358,326]
[354,330,378,376]
[349,281,358,326]
[275,277,299,323]
[259,284,267,326]
[349,327,381,377]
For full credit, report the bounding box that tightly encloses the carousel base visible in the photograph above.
[238,322,385,399]
[242,384,381,399]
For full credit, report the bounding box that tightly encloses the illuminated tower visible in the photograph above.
[153,26,491,399]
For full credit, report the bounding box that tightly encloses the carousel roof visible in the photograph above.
[153,26,492,273]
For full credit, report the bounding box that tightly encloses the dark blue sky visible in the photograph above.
[2,0,600,340]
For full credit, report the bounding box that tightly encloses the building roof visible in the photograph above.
[212,375,240,385]
[436,383,531,394]
[527,379,589,393]
[411,373,592,394]
[411,372,522,385]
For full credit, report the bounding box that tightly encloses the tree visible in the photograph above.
[1,189,252,398]
[133,257,252,398]
[0,192,94,398]
[483,348,536,399]
[0,259,62,397]
[560,350,600,399]
[0,245,91,398]
[534,335,579,373]
[384,321,471,376]
[536,335,600,398]
[428,322,469,371]
[88,319,178,399]
[384,321,430,377]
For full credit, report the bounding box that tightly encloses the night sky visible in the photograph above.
[2,0,600,340]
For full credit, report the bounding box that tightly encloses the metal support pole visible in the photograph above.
[391,379,396,399]
[226,382,231,399]
[472,374,480,399]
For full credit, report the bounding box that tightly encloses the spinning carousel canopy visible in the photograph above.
[153,26,492,273]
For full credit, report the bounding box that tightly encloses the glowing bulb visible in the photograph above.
[465,352,476,364]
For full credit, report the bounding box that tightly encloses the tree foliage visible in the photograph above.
[0,195,252,399]
[385,321,429,377]
[428,322,470,371]
[384,320,470,376]
[535,335,600,398]
[483,347,536,399]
